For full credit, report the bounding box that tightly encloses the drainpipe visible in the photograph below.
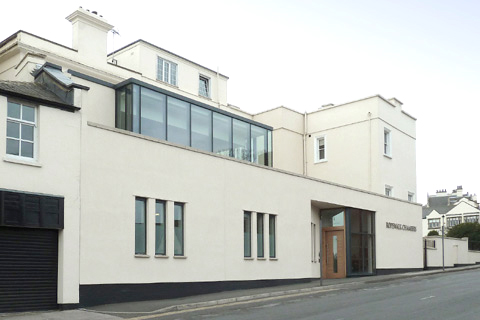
[368,112,372,191]
[303,112,308,176]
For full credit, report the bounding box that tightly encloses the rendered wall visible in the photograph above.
[0,95,82,304]
[78,121,423,285]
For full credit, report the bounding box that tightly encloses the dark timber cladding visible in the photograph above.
[0,227,59,312]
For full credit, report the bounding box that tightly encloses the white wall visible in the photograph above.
[78,121,423,285]
[425,236,480,267]
[0,95,82,304]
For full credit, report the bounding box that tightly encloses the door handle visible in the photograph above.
[326,243,328,264]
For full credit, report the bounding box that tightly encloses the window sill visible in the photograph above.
[384,154,392,159]
[155,255,169,259]
[156,79,178,89]
[257,257,267,261]
[314,159,327,164]
[3,156,42,167]
[269,258,278,261]
[134,254,150,258]
[199,94,211,100]
[244,257,254,260]
[173,255,187,259]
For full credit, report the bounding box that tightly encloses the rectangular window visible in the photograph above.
[408,192,415,202]
[135,197,147,254]
[191,105,212,152]
[257,213,264,258]
[6,101,36,159]
[385,185,393,197]
[244,212,252,257]
[428,218,440,229]
[157,57,178,86]
[233,119,251,161]
[167,97,190,146]
[199,75,210,98]
[174,203,184,256]
[155,200,166,255]
[384,128,391,156]
[447,216,462,228]
[315,136,326,162]
[311,223,316,262]
[465,215,479,223]
[251,125,267,165]
[269,215,276,258]
[213,112,232,157]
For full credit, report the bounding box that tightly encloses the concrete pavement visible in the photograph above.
[2,265,479,320]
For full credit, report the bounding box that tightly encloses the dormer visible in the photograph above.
[109,41,228,107]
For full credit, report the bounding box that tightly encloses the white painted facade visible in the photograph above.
[0,8,422,309]
[254,96,417,202]
[424,236,480,267]
[423,186,480,236]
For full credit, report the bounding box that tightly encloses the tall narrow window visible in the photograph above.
[244,212,252,258]
[257,213,264,258]
[157,57,178,86]
[269,215,276,258]
[311,223,316,262]
[135,198,147,254]
[199,75,210,98]
[174,203,184,256]
[191,105,212,152]
[155,200,166,255]
[213,112,232,157]
[6,102,36,159]
[314,135,326,162]
[384,128,391,156]
[167,97,190,146]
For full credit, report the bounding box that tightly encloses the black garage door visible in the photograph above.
[0,227,58,313]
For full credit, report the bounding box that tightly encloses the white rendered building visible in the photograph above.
[422,186,479,236]
[0,8,422,312]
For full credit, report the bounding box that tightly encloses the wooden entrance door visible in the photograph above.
[322,229,346,279]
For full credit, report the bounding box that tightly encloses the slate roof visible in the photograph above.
[0,81,78,112]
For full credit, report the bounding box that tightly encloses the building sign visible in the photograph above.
[386,222,416,232]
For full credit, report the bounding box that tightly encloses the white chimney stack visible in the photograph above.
[66,7,113,66]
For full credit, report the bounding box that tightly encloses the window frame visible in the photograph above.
[385,185,393,197]
[428,218,440,229]
[384,128,392,157]
[173,202,185,256]
[198,75,210,98]
[314,135,327,163]
[135,197,147,255]
[155,200,167,256]
[244,211,252,258]
[269,214,276,259]
[6,101,37,160]
[408,192,415,202]
[157,57,178,86]
[257,213,264,258]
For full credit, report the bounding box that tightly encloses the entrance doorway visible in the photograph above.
[322,228,346,279]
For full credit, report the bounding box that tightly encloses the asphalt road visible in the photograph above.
[143,269,480,320]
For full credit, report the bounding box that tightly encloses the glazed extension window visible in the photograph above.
[157,57,177,86]
[6,101,36,159]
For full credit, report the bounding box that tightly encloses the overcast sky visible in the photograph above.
[2,0,479,203]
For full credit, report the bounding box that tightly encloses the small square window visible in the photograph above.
[408,192,415,202]
[199,76,210,98]
[385,185,393,197]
